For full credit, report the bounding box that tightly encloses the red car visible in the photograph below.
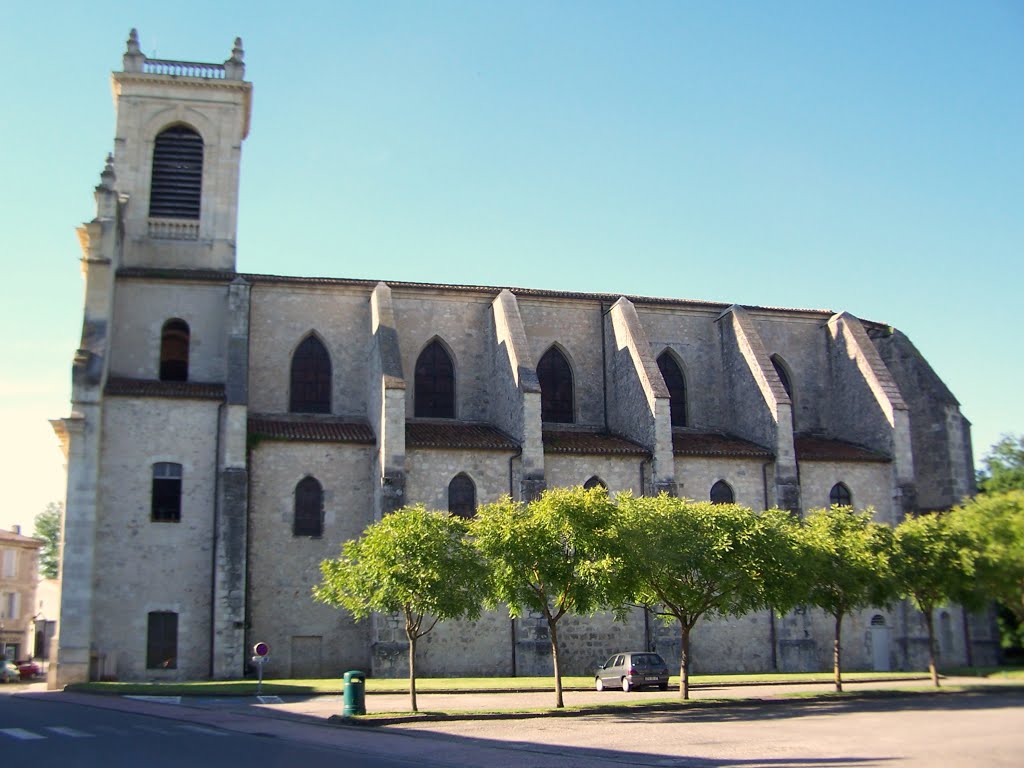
[16,660,40,680]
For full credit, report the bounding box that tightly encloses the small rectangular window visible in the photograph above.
[152,463,183,522]
[1,549,15,578]
[146,611,178,669]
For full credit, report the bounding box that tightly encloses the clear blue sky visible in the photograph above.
[1,1,1021,533]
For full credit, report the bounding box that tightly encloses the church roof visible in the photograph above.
[406,422,519,451]
[542,428,650,456]
[793,435,890,463]
[105,377,225,400]
[248,416,375,444]
[672,431,773,458]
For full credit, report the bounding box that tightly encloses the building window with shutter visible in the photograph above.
[414,340,456,418]
[294,477,324,537]
[710,480,734,505]
[289,335,332,414]
[146,611,178,669]
[657,352,688,427]
[159,318,190,381]
[152,463,183,522]
[448,473,476,518]
[538,346,574,423]
[149,125,203,220]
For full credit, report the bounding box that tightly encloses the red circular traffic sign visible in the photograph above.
[253,642,270,657]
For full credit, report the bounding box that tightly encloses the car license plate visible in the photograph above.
[645,676,658,682]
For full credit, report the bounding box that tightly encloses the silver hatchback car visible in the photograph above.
[594,651,670,692]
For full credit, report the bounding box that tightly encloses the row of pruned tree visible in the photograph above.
[313,487,1024,711]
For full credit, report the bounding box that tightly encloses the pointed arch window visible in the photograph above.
[710,480,734,505]
[538,347,574,423]
[657,352,687,427]
[294,476,324,537]
[415,340,455,418]
[829,482,852,508]
[448,473,476,518]
[149,125,203,220]
[290,335,332,414]
[771,355,793,400]
[583,476,607,490]
[159,318,190,382]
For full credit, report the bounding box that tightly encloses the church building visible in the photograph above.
[51,32,993,686]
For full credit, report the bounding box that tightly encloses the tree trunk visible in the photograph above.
[924,608,940,688]
[407,627,418,713]
[679,621,692,700]
[549,617,564,708]
[833,611,844,693]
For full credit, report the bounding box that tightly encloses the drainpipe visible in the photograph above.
[209,401,225,679]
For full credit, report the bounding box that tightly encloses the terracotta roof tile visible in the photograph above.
[794,435,890,463]
[248,416,375,444]
[672,431,773,458]
[542,428,650,456]
[105,377,225,400]
[0,529,43,546]
[406,421,519,451]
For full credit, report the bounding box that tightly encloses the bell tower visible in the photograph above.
[112,29,252,271]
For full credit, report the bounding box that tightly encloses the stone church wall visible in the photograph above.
[543,454,645,495]
[752,312,830,434]
[247,441,375,677]
[404,448,515,510]
[391,289,496,422]
[110,280,229,382]
[797,461,891,518]
[636,304,729,432]
[93,397,220,680]
[674,456,768,509]
[248,284,371,417]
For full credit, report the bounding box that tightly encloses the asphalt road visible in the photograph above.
[3,680,1023,767]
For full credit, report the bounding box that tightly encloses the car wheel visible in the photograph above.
[595,677,604,692]
[621,677,631,693]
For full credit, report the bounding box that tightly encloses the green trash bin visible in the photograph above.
[343,670,366,716]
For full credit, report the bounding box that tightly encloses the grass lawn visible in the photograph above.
[67,670,935,697]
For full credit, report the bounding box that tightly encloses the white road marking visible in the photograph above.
[44,726,94,738]
[257,695,284,704]
[125,695,182,704]
[1,728,45,740]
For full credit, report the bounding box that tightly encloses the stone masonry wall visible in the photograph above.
[93,397,220,680]
[248,284,372,417]
[674,457,769,509]
[110,280,229,382]
[247,441,375,678]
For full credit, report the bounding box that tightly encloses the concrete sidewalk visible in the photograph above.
[17,674,1020,727]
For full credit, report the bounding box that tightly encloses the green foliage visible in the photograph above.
[977,434,1024,494]
[796,507,895,619]
[472,486,624,707]
[893,512,977,615]
[473,487,624,622]
[619,496,799,624]
[617,495,802,698]
[314,505,486,625]
[796,506,895,692]
[892,511,978,685]
[33,501,62,580]
[952,490,1024,623]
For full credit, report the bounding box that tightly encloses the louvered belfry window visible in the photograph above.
[149,125,203,219]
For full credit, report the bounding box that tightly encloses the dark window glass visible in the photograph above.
[771,355,793,399]
[583,476,606,490]
[448,473,476,518]
[152,463,182,522]
[538,347,574,423]
[149,125,203,220]
[710,480,734,505]
[830,482,852,507]
[414,340,455,418]
[146,611,178,669]
[657,352,687,427]
[294,476,324,537]
[159,318,190,381]
[290,335,332,413]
